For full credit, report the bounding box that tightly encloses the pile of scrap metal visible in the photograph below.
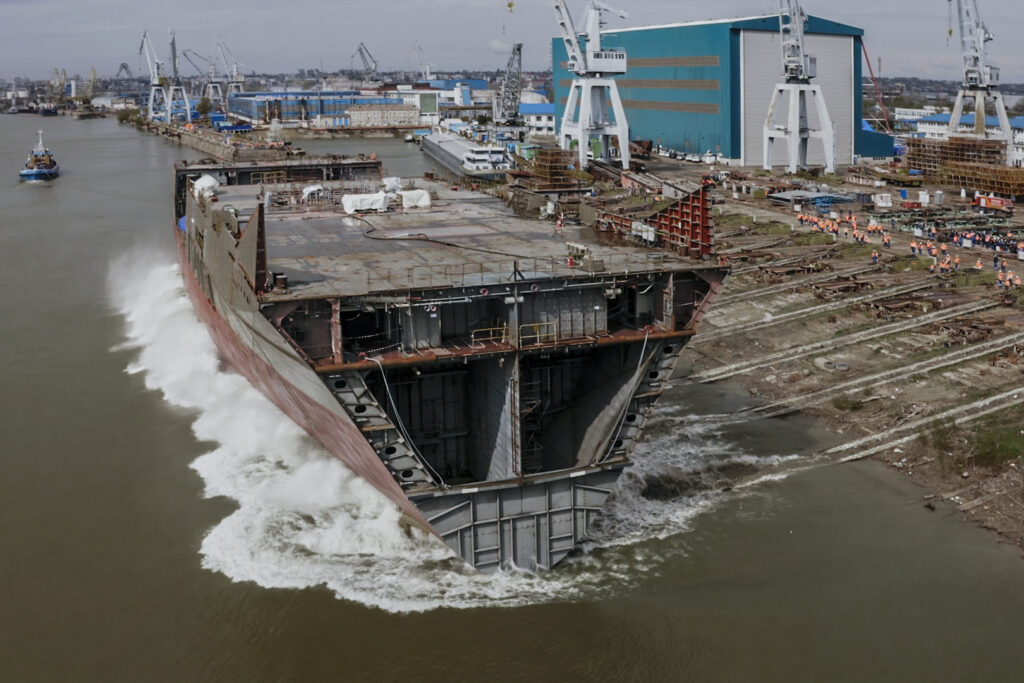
[929,317,1004,345]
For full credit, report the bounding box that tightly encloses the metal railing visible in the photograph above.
[470,325,510,345]
[362,252,678,295]
[520,321,558,346]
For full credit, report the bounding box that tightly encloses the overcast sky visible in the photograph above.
[2,0,1023,81]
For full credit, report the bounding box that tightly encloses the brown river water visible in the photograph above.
[2,115,1024,682]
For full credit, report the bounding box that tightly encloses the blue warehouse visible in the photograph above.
[553,14,893,167]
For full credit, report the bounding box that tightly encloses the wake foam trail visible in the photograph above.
[107,250,788,612]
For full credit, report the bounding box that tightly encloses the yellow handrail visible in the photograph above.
[520,321,558,346]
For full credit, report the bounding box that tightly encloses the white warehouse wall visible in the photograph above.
[741,31,855,168]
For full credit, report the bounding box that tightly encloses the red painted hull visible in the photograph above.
[173,231,433,532]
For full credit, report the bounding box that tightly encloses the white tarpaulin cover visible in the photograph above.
[302,184,324,201]
[193,174,220,199]
[398,189,431,209]
[342,192,389,214]
[382,177,402,193]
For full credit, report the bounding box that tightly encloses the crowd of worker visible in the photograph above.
[796,212,892,249]
[795,209,1024,289]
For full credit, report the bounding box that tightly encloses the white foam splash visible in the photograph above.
[107,251,789,612]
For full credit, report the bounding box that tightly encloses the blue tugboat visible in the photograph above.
[19,130,59,180]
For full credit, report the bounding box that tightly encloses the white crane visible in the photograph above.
[492,43,523,125]
[139,30,168,121]
[552,0,631,170]
[352,42,378,84]
[165,30,193,123]
[947,0,1011,156]
[412,43,433,81]
[216,39,245,97]
[763,0,835,174]
[183,49,225,106]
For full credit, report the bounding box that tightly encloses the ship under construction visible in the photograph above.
[172,153,725,571]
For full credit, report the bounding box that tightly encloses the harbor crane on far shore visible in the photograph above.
[552,0,631,170]
[947,0,1011,160]
[412,43,433,81]
[139,30,169,121]
[216,39,245,97]
[762,0,836,174]
[183,49,225,106]
[353,42,379,83]
[166,30,193,123]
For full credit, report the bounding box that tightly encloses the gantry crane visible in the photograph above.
[947,0,1011,158]
[352,42,379,83]
[139,30,169,121]
[763,0,835,174]
[412,43,433,81]
[183,49,224,106]
[165,30,193,122]
[216,39,245,97]
[552,0,631,169]
[492,43,524,125]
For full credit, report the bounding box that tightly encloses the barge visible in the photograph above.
[172,156,725,571]
[421,130,510,182]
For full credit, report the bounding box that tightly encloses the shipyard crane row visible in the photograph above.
[492,42,523,125]
[552,0,631,170]
[762,0,836,174]
[947,0,1011,156]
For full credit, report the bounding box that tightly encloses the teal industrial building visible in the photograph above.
[553,14,893,167]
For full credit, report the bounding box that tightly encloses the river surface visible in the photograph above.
[3,116,1024,682]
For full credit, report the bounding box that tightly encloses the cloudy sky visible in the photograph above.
[2,0,1023,81]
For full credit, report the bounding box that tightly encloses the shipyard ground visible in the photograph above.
[641,158,1024,553]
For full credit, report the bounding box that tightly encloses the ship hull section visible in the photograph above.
[173,231,433,531]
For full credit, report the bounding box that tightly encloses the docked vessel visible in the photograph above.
[172,155,725,571]
[20,130,59,180]
[421,130,511,182]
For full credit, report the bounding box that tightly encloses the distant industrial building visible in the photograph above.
[519,103,556,137]
[552,14,894,166]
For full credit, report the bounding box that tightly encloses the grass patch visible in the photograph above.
[833,243,878,259]
[794,233,835,246]
[716,213,753,228]
[948,270,997,287]
[905,256,936,271]
[749,221,792,236]
[968,411,1024,467]
[832,396,864,411]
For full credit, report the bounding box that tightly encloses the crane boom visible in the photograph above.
[168,30,181,83]
[138,30,163,85]
[492,43,523,124]
[353,42,378,81]
[552,0,585,73]
[950,0,996,88]
[778,0,815,81]
[412,44,433,80]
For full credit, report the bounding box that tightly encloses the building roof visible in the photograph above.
[519,103,555,116]
[917,112,1024,129]
[608,13,863,37]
